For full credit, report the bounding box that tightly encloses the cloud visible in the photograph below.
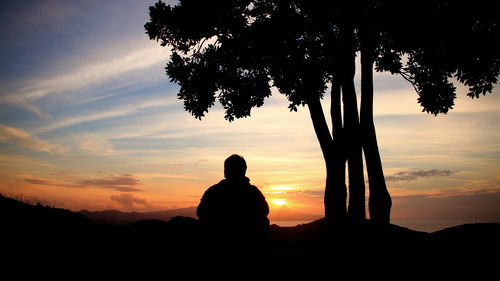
[386,169,457,182]
[24,173,141,192]
[23,178,74,188]
[299,190,325,197]
[0,0,76,29]
[392,188,500,220]
[0,39,169,118]
[76,134,114,155]
[0,154,54,168]
[0,95,50,119]
[24,178,59,186]
[133,173,199,180]
[110,193,148,208]
[77,174,141,192]
[34,97,176,134]
[0,124,66,154]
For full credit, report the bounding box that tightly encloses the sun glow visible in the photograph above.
[270,198,287,206]
[270,185,296,191]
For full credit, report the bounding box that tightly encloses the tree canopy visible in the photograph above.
[146,0,499,119]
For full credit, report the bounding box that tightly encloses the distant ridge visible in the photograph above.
[78,207,197,225]
[78,205,322,225]
[0,192,322,226]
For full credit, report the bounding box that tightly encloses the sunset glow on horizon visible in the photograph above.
[269,199,287,207]
[1,0,499,229]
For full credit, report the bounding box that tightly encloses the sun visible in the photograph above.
[269,198,287,207]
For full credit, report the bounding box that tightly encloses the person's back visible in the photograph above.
[197,155,269,246]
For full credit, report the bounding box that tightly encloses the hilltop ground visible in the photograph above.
[1,194,498,278]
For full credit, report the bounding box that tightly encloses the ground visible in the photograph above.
[2,194,498,278]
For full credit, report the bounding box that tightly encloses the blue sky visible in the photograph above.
[0,0,499,226]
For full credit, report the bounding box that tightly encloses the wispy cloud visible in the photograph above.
[0,0,77,30]
[0,124,66,154]
[34,97,177,134]
[110,193,148,209]
[0,42,169,118]
[0,154,54,168]
[24,178,70,187]
[75,134,114,155]
[134,173,200,180]
[77,174,141,192]
[386,169,457,182]
[0,95,51,119]
[24,173,141,192]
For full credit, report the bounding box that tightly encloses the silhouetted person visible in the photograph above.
[197,154,269,248]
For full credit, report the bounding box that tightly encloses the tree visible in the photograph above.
[145,0,500,224]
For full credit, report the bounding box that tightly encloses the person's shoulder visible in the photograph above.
[248,183,259,190]
[204,180,226,194]
[248,184,263,194]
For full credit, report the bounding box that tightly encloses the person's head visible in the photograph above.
[224,154,247,180]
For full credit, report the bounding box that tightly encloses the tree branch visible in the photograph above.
[307,97,333,160]
[399,71,419,93]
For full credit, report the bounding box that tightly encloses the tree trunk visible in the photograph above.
[329,79,348,222]
[307,97,347,222]
[325,154,347,223]
[360,28,392,224]
[340,24,366,222]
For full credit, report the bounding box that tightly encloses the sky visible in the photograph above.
[1,0,499,226]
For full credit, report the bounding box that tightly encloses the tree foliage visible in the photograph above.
[373,1,500,114]
[146,0,499,119]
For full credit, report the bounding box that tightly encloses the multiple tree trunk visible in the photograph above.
[146,0,499,226]
[307,25,392,224]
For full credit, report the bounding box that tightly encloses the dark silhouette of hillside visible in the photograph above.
[78,206,197,225]
[1,194,498,277]
[78,205,320,225]
[0,193,94,230]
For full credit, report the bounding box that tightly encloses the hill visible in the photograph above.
[2,194,499,277]
[78,207,197,225]
[0,193,94,229]
[78,205,321,225]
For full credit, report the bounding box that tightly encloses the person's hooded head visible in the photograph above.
[224,154,247,180]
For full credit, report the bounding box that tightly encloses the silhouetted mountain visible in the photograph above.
[78,206,197,225]
[1,194,94,229]
[79,205,320,225]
